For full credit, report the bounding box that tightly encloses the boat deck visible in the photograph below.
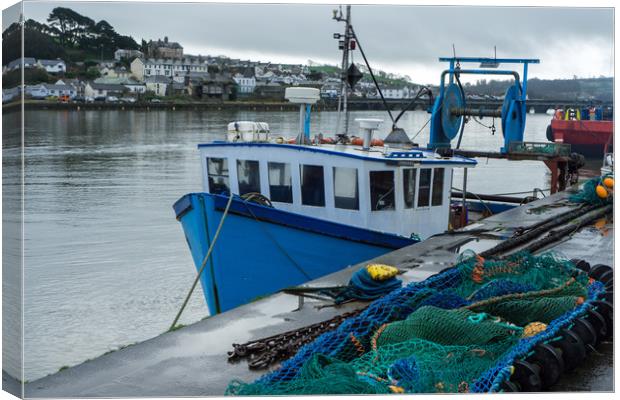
[18,187,613,397]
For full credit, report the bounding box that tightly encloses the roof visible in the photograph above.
[42,84,75,91]
[145,76,172,84]
[149,39,183,49]
[143,58,207,66]
[38,59,65,66]
[196,142,477,166]
[6,57,36,68]
[88,82,126,91]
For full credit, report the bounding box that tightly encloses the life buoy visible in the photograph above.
[350,137,384,147]
[546,125,554,142]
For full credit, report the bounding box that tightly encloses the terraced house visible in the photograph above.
[130,57,209,82]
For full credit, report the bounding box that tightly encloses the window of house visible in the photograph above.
[268,162,292,203]
[333,167,359,210]
[417,169,431,207]
[207,157,229,194]
[370,171,395,211]
[236,160,261,195]
[403,168,417,209]
[432,168,445,206]
[300,165,325,206]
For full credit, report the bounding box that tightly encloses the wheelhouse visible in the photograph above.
[198,142,476,239]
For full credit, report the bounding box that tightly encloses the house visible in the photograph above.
[25,84,48,99]
[97,60,117,69]
[3,87,20,103]
[170,82,186,96]
[84,82,126,98]
[146,37,183,59]
[36,59,66,74]
[114,49,144,61]
[186,72,235,100]
[232,70,256,94]
[42,83,76,98]
[130,57,209,82]
[55,79,84,96]
[4,57,36,73]
[145,75,171,96]
[123,80,146,94]
[320,82,340,98]
[100,66,131,79]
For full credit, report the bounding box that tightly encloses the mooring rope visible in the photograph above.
[170,192,235,330]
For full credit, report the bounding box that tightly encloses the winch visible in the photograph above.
[428,57,540,153]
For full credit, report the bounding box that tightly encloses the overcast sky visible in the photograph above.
[12,1,616,84]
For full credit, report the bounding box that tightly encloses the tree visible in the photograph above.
[47,7,94,46]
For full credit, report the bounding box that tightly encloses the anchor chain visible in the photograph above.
[227,310,362,370]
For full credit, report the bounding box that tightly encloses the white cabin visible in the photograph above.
[198,142,475,239]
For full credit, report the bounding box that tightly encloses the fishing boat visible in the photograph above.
[173,93,476,314]
[546,106,613,158]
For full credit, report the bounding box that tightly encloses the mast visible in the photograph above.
[333,5,352,136]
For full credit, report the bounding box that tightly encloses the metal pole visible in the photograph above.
[462,168,468,227]
[342,5,351,136]
[298,104,305,144]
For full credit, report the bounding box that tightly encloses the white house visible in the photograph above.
[114,49,144,61]
[131,57,209,82]
[25,84,48,99]
[42,83,76,98]
[37,59,66,74]
[145,75,171,96]
[123,80,147,94]
[84,82,126,98]
[232,71,256,94]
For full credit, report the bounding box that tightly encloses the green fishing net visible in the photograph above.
[226,251,600,395]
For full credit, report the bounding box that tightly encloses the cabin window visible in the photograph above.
[370,171,395,211]
[268,162,293,203]
[417,168,431,207]
[300,164,325,206]
[237,160,261,195]
[403,168,417,209]
[207,157,230,194]
[333,167,359,210]
[432,168,445,206]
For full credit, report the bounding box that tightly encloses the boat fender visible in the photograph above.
[583,310,608,345]
[568,318,597,349]
[510,360,542,392]
[553,329,586,372]
[570,259,590,273]
[590,300,613,339]
[597,269,614,285]
[526,343,564,388]
[589,264,613,281]
[601,290,613,304]
[546,125,554,142]
[499,380,520,392]
[603,177,614,189]
[603,279,613,291]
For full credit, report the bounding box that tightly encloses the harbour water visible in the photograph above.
[4,108,565,380]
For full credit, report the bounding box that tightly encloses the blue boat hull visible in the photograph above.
[173,193,417,314]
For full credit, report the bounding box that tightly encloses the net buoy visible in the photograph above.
[522,322,547,338]
[603,177,614,188]
[595,185,608,199]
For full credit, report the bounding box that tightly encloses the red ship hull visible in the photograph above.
[550,119,613,158]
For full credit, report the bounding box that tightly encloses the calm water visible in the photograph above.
[3,108,557,380]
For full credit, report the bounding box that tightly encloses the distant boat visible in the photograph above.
[546,106,614,158]
[546,108,556,115]
[529,107,535,114]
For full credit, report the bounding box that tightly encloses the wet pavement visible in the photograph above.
[12,189,614,397]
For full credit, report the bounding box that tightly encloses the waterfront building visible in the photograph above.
[130,57,209,82]
[42,83,76,98]
[114,49,144,61]
[84,82,126,98]
[36,59,66,74]
[3,57,36,73]
[55,79,84,96]
[146,37,183,59]
[2,87,19,103]
[320,82,339,98]
[232,70,256,94]
[25,84,48,99]
[145,75,172,96]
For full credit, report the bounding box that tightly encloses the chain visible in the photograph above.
[227,309,362,370]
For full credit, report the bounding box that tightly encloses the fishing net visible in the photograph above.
[226,251,605,395]
[569,175,614,205]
